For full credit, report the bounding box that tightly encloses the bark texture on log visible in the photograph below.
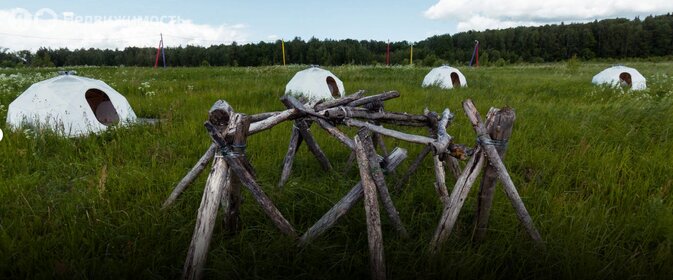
[348,91,400,107]
[429,148,486,253]
[278,126,303,188]
[354,130,387,280]
[463,99,543,245]
[473,107,515,243]
[314,90,366,111]
[182,158,230,280]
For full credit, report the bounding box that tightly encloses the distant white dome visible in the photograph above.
[592,66,646,90]
[6,74,137,137]
[285,67,345,102]
[422,66,467,89]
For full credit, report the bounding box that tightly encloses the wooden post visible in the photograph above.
[299,148,407,246]
[473,107,515,243]
[278,126,303,188]
[163,143,216,209]
[354,129,386,280]
[280,96,333,171]
[463,99,543,245]
[430,148,486,253]
[221,114,253,235]
[394,145,431,192]
[432,155,450,207]
[182,157,231,280]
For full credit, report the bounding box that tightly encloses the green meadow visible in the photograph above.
[1,62,672,279]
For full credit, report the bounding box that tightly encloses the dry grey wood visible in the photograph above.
[182,152,231,280]
[205,119,297,238]
[372,132,390,164]
[314,90,366,111]
[248,108,300,135]
[360,130,408,238]
[394,145,431,192]
[280,96,333,171]
[430,148,486,253]
[444,156,462,180]
[473,107,516,243]
[314,118,355,149]
[354,131,386,280]
[208,100,234,128]
[162,143,216,209]
[319,107,428,126]
[278,126,303,188]
[463,99,543,245]
[249,111,281,122]
[433,155,450,207]
[347,91,400,107]
[299,148,407,246]
[346,118,435,146]
[221,114,252,234]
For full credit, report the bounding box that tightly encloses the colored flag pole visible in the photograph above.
[155,34,166,69]
[386,40,390,66]
[282,39,286,66]
[154,36,162,68]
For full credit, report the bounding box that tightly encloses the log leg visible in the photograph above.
[473,107,515,243]
[182,157,230,280]
[278,126,303,188]
[299,148,407,246]
[295,120,332,171]
[354,130,386,280]
[444,156,462,180]
[163,144,216,209]
[463,100,543,245]
[394,145,431,192]
[430,149,486,253]
[362,131,408,238]
[220,169,241,235]
[433,155,450,207]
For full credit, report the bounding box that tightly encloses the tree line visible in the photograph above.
[1,13,672,68]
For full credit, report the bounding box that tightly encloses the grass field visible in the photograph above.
[1,62,672,279]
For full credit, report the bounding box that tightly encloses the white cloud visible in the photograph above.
[424,0,673,31]
[0,8,248,51]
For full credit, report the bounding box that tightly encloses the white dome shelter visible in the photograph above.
[6,72,137,137]
[285,66,345,102]
[422,66,467,89]
[592,66,647,90]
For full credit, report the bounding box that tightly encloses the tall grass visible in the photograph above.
[1,63,672,279]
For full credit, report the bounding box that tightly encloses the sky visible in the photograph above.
[0,0,671,51]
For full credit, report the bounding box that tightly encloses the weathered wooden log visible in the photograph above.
[320,106,428,126]
[354,130,386,280]
[473,107,516,243]
[372,132,390,164]
[208,100,234,128]
[205,120,297,238]
[278,126,303,188]
[463,99,543,245]
[432,109,453,157]
[346,118,434,146]
[249,111,282,122]
[299,147,407,246]
[360,130,408,238]
[162,143,216,209]
[348,91,400,107]
[394,145,431,192]
[314,90,366,111]
[444,156,462,180]
[314,118,354,149]
[182,154,231,280]
[248,108,301,135]
[221,115,252,234]
[280,95,325,119]
[433,155,450,207]
[430,148,486,253]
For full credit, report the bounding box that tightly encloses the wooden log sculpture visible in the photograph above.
[162,92,541,280]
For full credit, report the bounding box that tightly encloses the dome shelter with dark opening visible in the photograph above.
[6,72,137,137]
[422,65,467,89]
[285,66,345,102]
[592,65,647,90]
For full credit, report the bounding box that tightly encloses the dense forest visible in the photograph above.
[1,13,672,68]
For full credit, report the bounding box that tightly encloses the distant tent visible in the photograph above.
[285,66,345,102]
[422,65,467,89]
[6,72,137,137]
[592,66,646,90]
